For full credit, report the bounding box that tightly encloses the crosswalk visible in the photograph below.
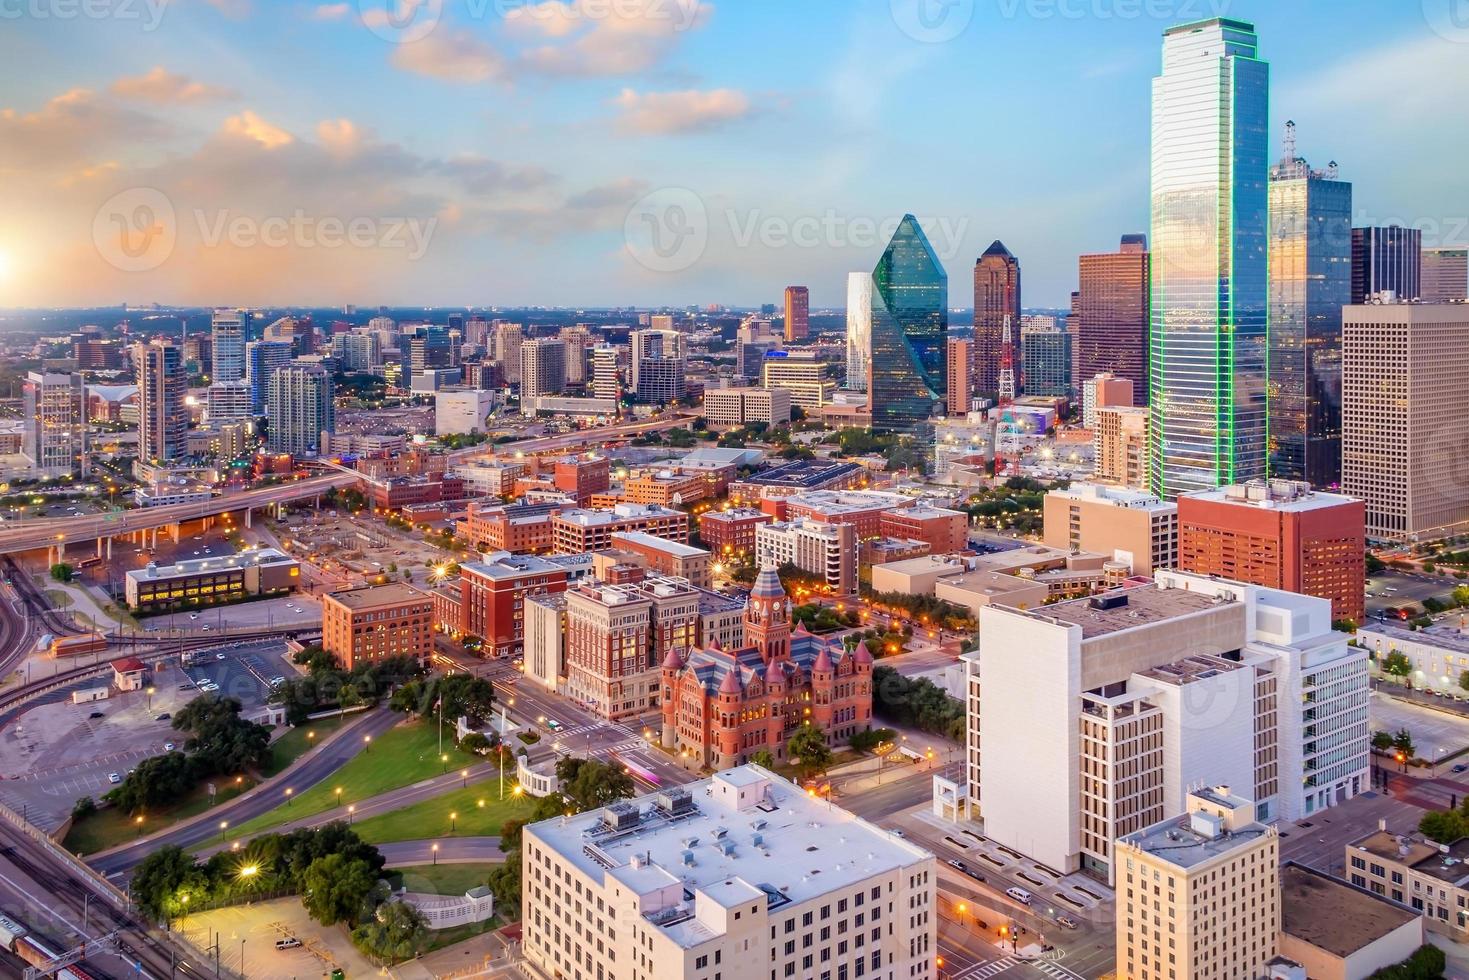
[951,956,1017,979]
[1030,958,1087,980]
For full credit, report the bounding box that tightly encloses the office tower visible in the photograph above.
[206,381,252,424]
[736,337,781,381]
[520,338,567,402]
[1149,18,1269,499]
[1351,226,1422,303]
[868,214,947,434]
[589,345,620,401]
[1095,406,1151,489]
[1268,123,1352,485]
[1423,247,1469,303]
[266,362,334,456]
[408,328,452,388]
[704,387,791,428]
[783,284,809,342]
[946,336,974,415]
[1042,483,1178,575]
[965,570,1367,880]
[557,326,593,384]
[330,331,382,371]
[493,322,523,384]
[181,333,211,376]
[972,240,1021,393]
[1178,479,1366,624]
[1343,302,1469,541]
[245,340,294,415]
[135,339,185,464]
[210,309,247,383]
[22,371,88,477]
[1082,373,1135,429]
[630,329,685,404]
[71,335,125,372]
[844,271,872,391]
[1116,788,1280,980]
[521,767,937,980]
[1020,321,1071,396]
[1076,235,1150,397]
[759,350,834,409]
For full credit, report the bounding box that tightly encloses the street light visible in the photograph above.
[348,804,356,823]
[450,811,458,832]
[432,843,439,865]
[335,786,343,806]
[218,820,228,842]
[364,734,372,752]
[284,787,293,806]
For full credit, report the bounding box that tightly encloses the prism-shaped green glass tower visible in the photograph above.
[869,214,948,435]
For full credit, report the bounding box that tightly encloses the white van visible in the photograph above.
[1005,886,1032,905]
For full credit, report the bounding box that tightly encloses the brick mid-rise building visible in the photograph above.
[698,507,772,559]
[551,503,689,554]
[553,454,610,504]
[1178,479,1366,625]
[322,582,435,669]
[879,505,968,555]
[439,555,569,658]
[462,499,559,553]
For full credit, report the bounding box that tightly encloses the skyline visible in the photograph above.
[0,1,1466,311]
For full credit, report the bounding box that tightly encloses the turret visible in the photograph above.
[745,564,791,664]
[660,648,682,750]
[715,668,742,770]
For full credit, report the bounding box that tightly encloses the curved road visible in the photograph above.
[88,707,402,877]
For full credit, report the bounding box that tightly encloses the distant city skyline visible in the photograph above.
[0,1,1464,311]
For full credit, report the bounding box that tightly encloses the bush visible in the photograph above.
[871,667,964,742]
[1368,943,1446,980]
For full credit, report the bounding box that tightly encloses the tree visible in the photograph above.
[1392,728,1416,759]
[49,563,73,582]
[352,900,429,965]
[1372,730,1394,752]
[556,758,635,811]
[499,818,527,853]
[173,695,272,774]
[1455,585,1469,609]
[750,750,777,770]
[106,751,198,814]
[1418,809,1469,845]
[301,853,379,926]
[849,728,896,753]
[71,796,97,821]
[390,674,496,725]
[485,848,521,912]
[459,732,493,755]
[1381,652,1413,683]
[787,725,833,779]
[131,846,211,923]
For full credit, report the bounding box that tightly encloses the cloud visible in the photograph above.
[611,87,752,134]
[311,2,350,19]
[0,89,170,174]
[508,0,712,77]
[221,110,293,149]
[110,67,239,104]
[436,154,556,195]
[390,30,510,84]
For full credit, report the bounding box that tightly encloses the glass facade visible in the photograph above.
[1351,226,1422,304]
[846,271,872,391]
[1149,18,1270,499]
[1268,150,1351,486]
[869,215,947,435]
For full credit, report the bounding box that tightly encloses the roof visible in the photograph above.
[325,582,431,610]
[125,547,296,582]
[461,554,565,582]
[611,531,708,559]
[526,766,930,948]
[555,504,684,527]
[1181,480,1361,514]
[1007,583,1236,639]
[111,657,147,673]
[1119,809,1272,871]
[1280,863,1419,959]
[739,458,864,490]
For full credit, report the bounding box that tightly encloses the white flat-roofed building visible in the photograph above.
[435,387,500,436]
[966,570,1368,882]
[1353,619,1469,695]
[522,766,937,980]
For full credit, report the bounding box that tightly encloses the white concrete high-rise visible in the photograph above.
[964,570,1367,881]
[845,271,872,391]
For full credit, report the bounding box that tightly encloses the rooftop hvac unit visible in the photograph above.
[602,801,640,833]
[656,787,696,816]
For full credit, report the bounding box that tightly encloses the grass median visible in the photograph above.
[349,782,533,845]
[225,719,479,839]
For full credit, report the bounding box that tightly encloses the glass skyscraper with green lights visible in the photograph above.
[1148,18,1270,499]
[869,214,947,435]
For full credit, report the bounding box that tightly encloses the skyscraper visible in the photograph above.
[1422,247,1469,303]
[845,271,871,391]
[972,241,1021,394]
[868,214,947,434]
[407,328,452,388]
[493,321,523,384]
[1149,17,1269,499]
[946,336,973,415]
[557,326,593,384]
[266,362,335,456]
[135,339,186,464]
[590,345,621,401]
[783,285,809,342]
[1076,235,1150,398]
[245,340,294,415]
[1020,321,1072,396]
[1351,226,1422,303]
[630,329,685,404]
[1267,122,1351,486]
[211,309,246,383]
[22,370,88,478]
[520,338,567,402]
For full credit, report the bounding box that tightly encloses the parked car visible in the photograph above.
[107,772,122,784]
[1057,915,1078,930]
[89,711,105,719]
[164,742,175,752]
[1005,887,1033,906]
[155,712,171,721]
[1454,764,1468,774]
[274,938,302,950]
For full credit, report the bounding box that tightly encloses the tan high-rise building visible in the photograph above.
[1082,372,1136,429]
[519,337,567,402]
[760,351,834,409]
[946,337,974,415]
[1042,483,1178,575]
[1077,235,1150,399]
[1422,247,1468,303]
[973,240,1021,393]
[493,321,523,384]
[1115,788,1279,980]
[1342,302,1469,541]
[1095,405,1150,489]
[557,326,593,384]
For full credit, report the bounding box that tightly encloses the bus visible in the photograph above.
[51,633,107,658]
[612,751,661,788]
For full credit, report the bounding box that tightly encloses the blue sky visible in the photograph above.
[1,0,1466,310]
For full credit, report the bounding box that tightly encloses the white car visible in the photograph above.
[202,625,212,632]
[107,772,122,784]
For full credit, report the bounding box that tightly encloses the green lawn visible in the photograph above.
[387,863,495,896]
[263,716,346,777]
[349,783,533,845]
[64,777,257,856]
[226,720,479,838]
[423,916,504,953]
